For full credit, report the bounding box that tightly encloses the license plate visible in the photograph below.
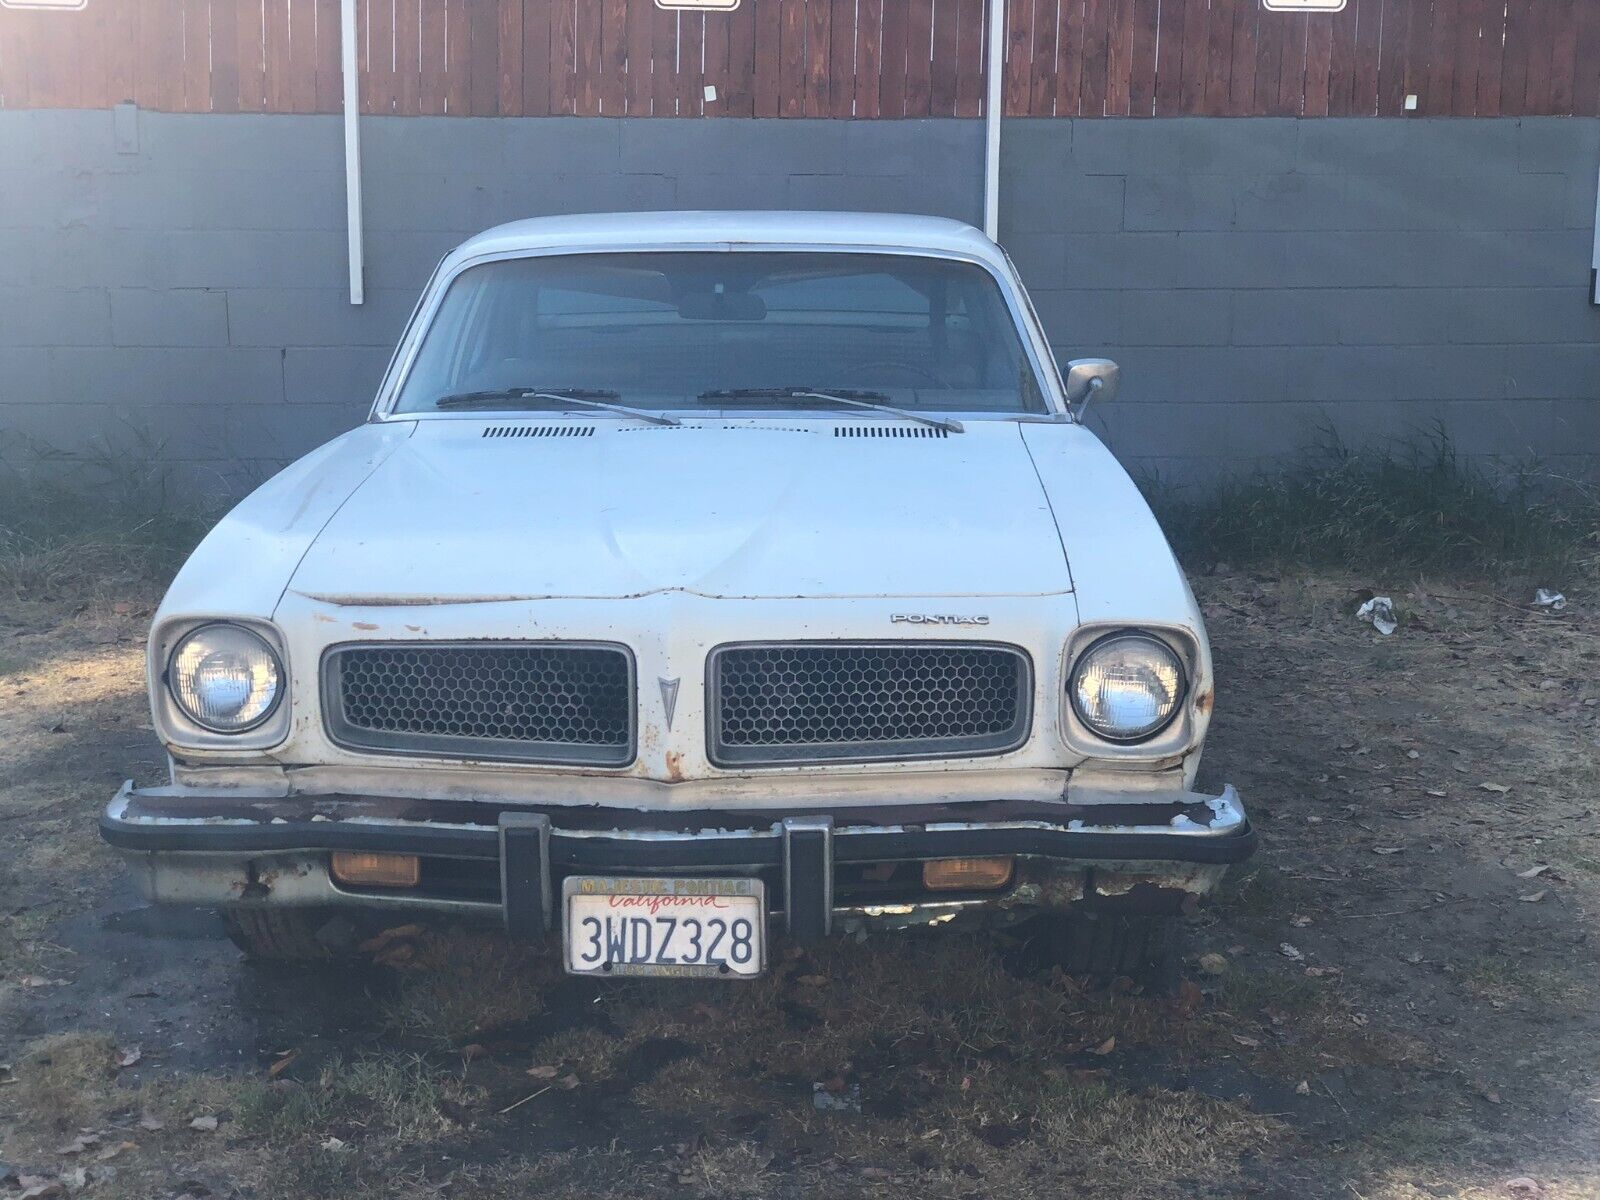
[562,876,766,978]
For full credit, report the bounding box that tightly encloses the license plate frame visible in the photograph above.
[562,876,767,978]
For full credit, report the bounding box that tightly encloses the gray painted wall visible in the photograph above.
[1,109,1596,493]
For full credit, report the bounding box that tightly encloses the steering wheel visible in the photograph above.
[851,359,953,389]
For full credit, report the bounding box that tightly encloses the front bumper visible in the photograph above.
[101,783,1255,938]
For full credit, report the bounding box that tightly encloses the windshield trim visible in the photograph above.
[367,242,1070,425]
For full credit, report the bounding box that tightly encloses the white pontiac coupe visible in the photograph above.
[102,212,1253,977]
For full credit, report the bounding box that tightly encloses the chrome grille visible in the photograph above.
[710,642,1031,766]
[324,643,633,765]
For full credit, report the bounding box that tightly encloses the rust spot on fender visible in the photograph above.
[1193,688,1214,715]
[665,750,684,782]
[352,621,379,631]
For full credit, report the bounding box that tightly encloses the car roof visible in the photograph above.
[444,210,1006,270]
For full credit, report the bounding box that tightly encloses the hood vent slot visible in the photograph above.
[835,425,949,439]
[482,424,595,438]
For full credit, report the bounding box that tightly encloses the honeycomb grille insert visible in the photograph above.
[710,642,1030,765]
[325,643,633,765]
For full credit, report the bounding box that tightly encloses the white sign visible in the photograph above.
[1262,0,1346,11]
[0,0,88,9]
[656,0,740,10]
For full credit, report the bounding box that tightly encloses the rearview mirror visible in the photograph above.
[1062,358,1120,419]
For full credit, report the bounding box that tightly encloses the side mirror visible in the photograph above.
[1062,358,1120,420]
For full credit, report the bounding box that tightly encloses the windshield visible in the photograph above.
[392,251,1048,415]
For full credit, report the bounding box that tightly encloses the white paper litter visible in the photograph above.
[1356,596,1397,636]
[1533,588,1566,611]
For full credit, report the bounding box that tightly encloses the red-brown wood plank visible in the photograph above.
[1002,0,1030,117]
[1521,0,1555,115]
[904,0,934,116]
[180,0,212,111]
[417,0,446,114]
[1422,0,1455,115]
[954,0,984,117]
[1374,0,1407,114]
[206,0,239,111]
[263,0,292,111]
[1448,0,1482,115]
[704,5,730,113]
[1127,0,1158,116]
[288,0,320,111]
[753,0,782,116]
[571,0,599,115]
[1397,0,1430,115]
[393,0,421,114]
[593,0,622,115]
[776,0,803,116]
[678,11,705,115]
[623,0,651,113]
[829,0,857,117]
[1105,0,1134,116]
[1549,0,1577,114]
[877,0,908,116]
[519,0,548,115]
[0,12,30,108]
[498,0,524,116]
[1350,0,1381,115]
[1474,0,1504,115]
[139,0,185,111]
[1177,0,1210,114]
[1079,0,1108,116]
[1226,0,1257,116]
[1302,12,1332,117]
[1273,14,1306,115]
[1152,0,1184,115]
[651,3,677,116]
[1029,0,1059,117]
[1251,5,1281,115]
[1498,0,1530,117]
[854,0,882,117]
[1324,0,1356,115]
[1575,0,1600,116]
[723,1,756,114]
[1202,0,1237,116]
[931,0,960,116]
[805,0,832,116]
[547,0,573,114]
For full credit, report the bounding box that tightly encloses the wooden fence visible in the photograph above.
[1,0,1596,118]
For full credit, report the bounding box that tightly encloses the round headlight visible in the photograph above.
[1069,632,1186,743]
[168,624,283,733]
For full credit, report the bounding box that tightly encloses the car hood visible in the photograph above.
[284,418,1074,603]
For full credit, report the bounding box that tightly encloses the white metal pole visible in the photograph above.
[341,0,365,305]
[982,0,1006,241]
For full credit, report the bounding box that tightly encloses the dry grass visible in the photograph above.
[378,928,558,1047]
[8,1032,121,1140]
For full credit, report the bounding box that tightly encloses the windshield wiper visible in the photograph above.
[697,387,962,434]
[434,387,680,427]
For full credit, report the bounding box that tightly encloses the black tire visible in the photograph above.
[222,908,343,962]
[1025,912,1180,987]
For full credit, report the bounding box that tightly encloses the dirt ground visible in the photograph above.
[1,571,1597,1200]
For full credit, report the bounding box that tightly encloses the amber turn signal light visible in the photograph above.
[330,851,420,888]
[922,856,1014,892]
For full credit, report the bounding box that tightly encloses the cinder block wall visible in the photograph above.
[1,109,1595,493]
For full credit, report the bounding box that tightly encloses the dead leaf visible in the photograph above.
[267,1051,298,1079]
[1089,1036,1115,1056]
[188,1115,219,1132]
[19,1182,65,1200]
[1279,943,1305,961]
[460,1043,488,1061]
[1305,965,1342,978]
[1372,846,1404,855]
[557,1073,580,1090]
[1472,1079,1502,1105]
[861,1167,894,1181]
[1171,978,1204,1019]
[1425,788,1448,798]
[62,1168,87,1190]
[94,1140,135,1162]
[1515,864,1551,879]
[372,943,416,968]
[1231,1034,1261,1049]
[1289,914,1313,927]
[1480,782,1511,794]
[1504,1177,1544,1195]
[525,1064,559,1080]
[137,1114,164,1132]
[1518,890,1547,903]
[112,601,133,614]
[1197,952,1228,976]
[1295,1080,1311,1095]
[19,975,67,988]
[320,1136,349,1152]
[116,1046,142,1069]
[55,1133,99,1154]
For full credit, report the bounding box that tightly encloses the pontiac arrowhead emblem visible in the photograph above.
[658,677,681,730]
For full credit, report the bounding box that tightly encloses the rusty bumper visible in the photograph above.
[101,783,1255,937]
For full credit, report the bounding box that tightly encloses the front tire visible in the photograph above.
[222,909,346,962]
